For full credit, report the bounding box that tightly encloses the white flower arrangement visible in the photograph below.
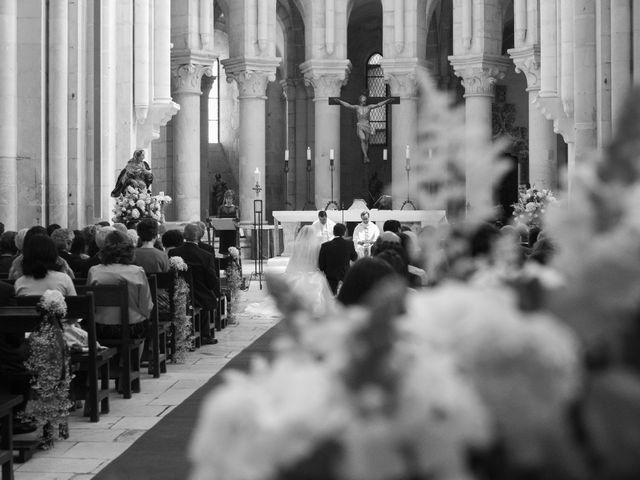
[112,187,165,224]
[190,279,578,480]
[512,187,557,227]
[169,256,188,272]
[38,289,67,318]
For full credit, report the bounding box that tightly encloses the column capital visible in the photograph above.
[380,58,428,98]
[171,63,213,95]
[448,55,511,97]
[300,59,352,100]
[508,45,541,91]
[221,56,281,98]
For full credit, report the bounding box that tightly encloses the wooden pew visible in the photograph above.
[0,307,50,462]
[145,275,168,377]
[76,282,143,399]
[0,394,23,480]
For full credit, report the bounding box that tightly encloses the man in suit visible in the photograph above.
[168,223,220,345]
[318,223,358,294]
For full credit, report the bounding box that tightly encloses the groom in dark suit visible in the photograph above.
[319,223,358,294]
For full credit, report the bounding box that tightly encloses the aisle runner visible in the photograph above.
[94,322,285,480]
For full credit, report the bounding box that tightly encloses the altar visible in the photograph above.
[272,209,447,256]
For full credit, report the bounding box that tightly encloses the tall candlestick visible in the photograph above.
[382,148,387,161]
[329,148,334,160]
[254,168,260,185]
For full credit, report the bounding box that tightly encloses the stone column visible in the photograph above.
[300,59,351,210]
[0,0,17,229]
[509,46,558,189]
[222,58,279,224]
[49,0,69,226]
[450,56,510,210]
[294,78,308,209]
[573,0,597,175]
[281,79,297,208]
[381,61,419,209]
[171,63,212,221]
[610,0,632,123]
[200,74,215,216]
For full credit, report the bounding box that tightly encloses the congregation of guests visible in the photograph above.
[0,217,229,432]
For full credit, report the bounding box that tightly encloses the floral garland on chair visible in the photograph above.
[21,290,73,449]
[225,247,242,324]
[169,256,194,363]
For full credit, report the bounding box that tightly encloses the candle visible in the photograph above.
[405,145,410,159]
[329,149,334,160]
[307,146,311,161]
[284,149,289,161]
[382,149,387,161]
[254,168,260,185]
[159,191,164,197]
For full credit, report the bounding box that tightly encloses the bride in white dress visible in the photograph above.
[283,225,336,316]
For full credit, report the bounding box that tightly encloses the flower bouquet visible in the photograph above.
[112,185,170,226]
[512,187,557,228]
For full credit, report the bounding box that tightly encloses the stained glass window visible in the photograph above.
[366,53,388,145]
[208,59,220,144]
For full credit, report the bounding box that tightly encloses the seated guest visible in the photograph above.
[161,229,184,254]
[382,219,402,234]
[194,221,218,259]
[46,223,61,236]
[0,230,18,275]
[337,257,396,306]
[134,218,169,274]
[75,226,115,278]
[127,229,139,247]
[319,223,357,294]
[87,230,153,341]
[14,234,76,296]
[14,227,29,254]
[9,226,75,280]
[51,227,75,263]
[67,229,90,275]
[168,223,220,345]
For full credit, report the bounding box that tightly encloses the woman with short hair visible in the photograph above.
[87,230,153,340]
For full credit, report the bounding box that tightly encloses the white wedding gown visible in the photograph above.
[281,226,336,317]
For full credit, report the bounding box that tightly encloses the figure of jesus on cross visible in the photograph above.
[329,91,398,163]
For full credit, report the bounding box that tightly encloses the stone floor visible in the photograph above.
[12,271,279,480]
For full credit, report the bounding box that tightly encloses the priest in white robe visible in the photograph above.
[352,210,380,258]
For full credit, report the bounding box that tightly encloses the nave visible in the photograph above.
[10,280,279,480]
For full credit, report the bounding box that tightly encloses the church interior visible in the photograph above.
[2,1,640,479]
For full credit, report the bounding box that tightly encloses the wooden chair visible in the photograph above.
[0,307,52,462]
[15,294,117,422]
[0,394,23,480]
[145,274,168,377]
[153,271,177,359]
[183,268,203,348]
[76,282,143,399]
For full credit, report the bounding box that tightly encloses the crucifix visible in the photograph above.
[329,91,400,164]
